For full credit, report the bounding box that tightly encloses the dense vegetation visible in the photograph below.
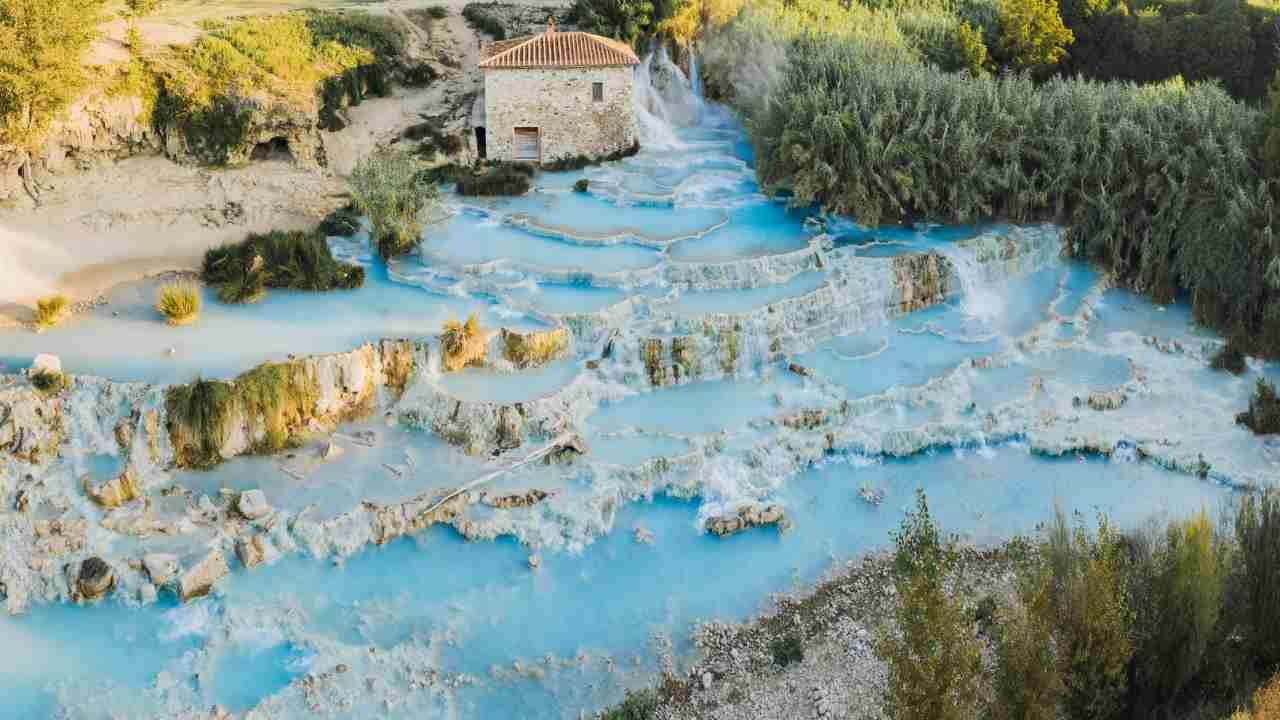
[1237,378,1280,434]
[349,146,439,258]
[0,0,108,194]
[201,230,365,304]
[883,490,1280,720]
[688,0,1280,358]
[454,162,534,196]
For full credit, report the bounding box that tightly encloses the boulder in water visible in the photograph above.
[85,467,141,508]
[178,550,230,602]
[236,535,266,569]
[236,489,272,520]
[706,504,788,537]
[77,557,114,601]
[31,354,61,375]
[143,553,179,585]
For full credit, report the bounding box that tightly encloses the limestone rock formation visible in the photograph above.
[85,468,141,508]
[236,536,267,569]
[0,383,64,464]
[31,355,62,375]
[501,327,571,369]
[1075,390,1127,411]
[178,550,231,602]
[143,553,179,585]
[236,489,272,521]
[483,489,549,509]
[76,557,114,602]
[890,252,952,314]
[642,336,704,387]
[706,505,788,537]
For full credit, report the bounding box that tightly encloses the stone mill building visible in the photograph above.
[477,25,640,163]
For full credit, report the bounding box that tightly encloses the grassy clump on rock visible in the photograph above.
[455,162,533,197]
[1237,378,1280,435]
[155,282,200,326]
[201,230,365,304]
[349,146,439,259]
[1212,337,1248,375]
[33,295,70,330]
[440,314,486,372]
[165,360,321,469]
[501,327,569,369]
[29,369,68,395]
[601,689,657,720]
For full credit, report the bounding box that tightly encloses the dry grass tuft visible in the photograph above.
[33,295,70,330]
[156,283,201,326]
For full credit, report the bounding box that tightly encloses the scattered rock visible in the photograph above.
[787,362,812,378]
[545,434,588,464]
[527,553,541,570]
[1075,389,1127,411]
[335,663,350,674]
[77,557,114,601]
[701,672,714,691]
[236,489,272,520]
[585,360,599,370]
[485,489,549,509]
[143,553,179,585]
[633,526,656,545]
[31,354,62,375]
[706,504,788,537]
[178,550,230,602]
[236,535,266,569]
[85,467,141,508]
[319,441,345,461]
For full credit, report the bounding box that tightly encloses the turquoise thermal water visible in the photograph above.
[0,51,1275,720]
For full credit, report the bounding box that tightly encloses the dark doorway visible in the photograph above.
[475,126,487,160]
[251,136,292,162]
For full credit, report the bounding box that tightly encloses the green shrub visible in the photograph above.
[318,203,362,237]
[405,121,463,157]
[30,369,68,395]
[1236,378,1280,435]
[875,490,983,720]
[992,0,1074,73]
[568,0,654,45]
[1129,510,1226,711]
[202,230,364,304]
[1212,338,1249,375]
[728,31,1280,357]
[33,294,70,329]
[1233,490,1280,667]
[349,146,439,258]
[427,6,449,20]
[462,4,507,39]
[770,635,805,667]
[601,688,658,720]
[542,141,641,171]
[1038,510,1134,720]
[455,162,534,196]
[156,282,201,326]
[992,576,1062,720]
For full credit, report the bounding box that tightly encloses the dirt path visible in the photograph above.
[0,0,567,329]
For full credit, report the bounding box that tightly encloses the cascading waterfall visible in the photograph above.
[632,48,704,147]
[940,243,1004,324]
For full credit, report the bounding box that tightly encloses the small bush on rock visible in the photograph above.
[1212,337,1248,375]
[156,282,201,326]
[202,230,365,304]
[462,4,506,39]
[440,314,486,372]
[1237,379,1280,435]
[30,369,68,394]
[349,146,439,258]
[33,295,70,330]
[601,688,657,720]
[876,490,983,720]
[574,178,590,193]
[455,162,534,196]
[770,635,804,667]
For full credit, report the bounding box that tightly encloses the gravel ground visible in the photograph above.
[629,548,1017,720]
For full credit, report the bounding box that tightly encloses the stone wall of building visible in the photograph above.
[482,66,637,162]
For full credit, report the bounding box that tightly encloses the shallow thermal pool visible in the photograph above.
[0,54,1276,720]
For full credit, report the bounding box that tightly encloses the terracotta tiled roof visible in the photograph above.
[479,28,640,69]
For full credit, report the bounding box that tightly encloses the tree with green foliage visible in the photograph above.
[993,0,1074,73]
[992,568,1062,720]
[1234,490,1280,668]
[1129,510,1225,711]
[1038,511,1133,720]
[876,490,983,720]
[0,0,107,196]
[569,0,656,46]
[349,146,437,259]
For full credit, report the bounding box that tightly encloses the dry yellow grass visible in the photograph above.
[156,282,201,326]
[441,313,486,372]
[33,295,70,330]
